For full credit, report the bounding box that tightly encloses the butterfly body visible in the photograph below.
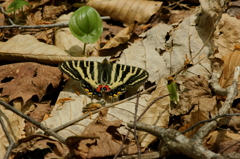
[59,58,148,99]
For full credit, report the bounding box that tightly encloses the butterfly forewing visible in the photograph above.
[59,60,100,90]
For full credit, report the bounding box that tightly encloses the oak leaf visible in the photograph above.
[0,62,62,104]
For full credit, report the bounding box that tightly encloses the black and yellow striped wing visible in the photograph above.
[59,60,103,97]
[59,59,148,98]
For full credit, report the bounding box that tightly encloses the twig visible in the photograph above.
[0,16,110,29]
[0,100,66,144]
[134,93,141,159]
[0,6,15,25]
[181,113,240,134]
[52,85,157,132]
[0,109,16,159]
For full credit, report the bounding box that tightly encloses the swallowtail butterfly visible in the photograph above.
[59,58,148,99]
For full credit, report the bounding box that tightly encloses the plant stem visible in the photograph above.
[83,42,87,55]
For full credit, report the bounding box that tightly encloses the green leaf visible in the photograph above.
[69,6,103,44]
[167,82,179,104]
[6,0,30,13]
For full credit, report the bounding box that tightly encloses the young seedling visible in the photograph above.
[69,6,103,55]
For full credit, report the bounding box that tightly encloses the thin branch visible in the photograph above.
[0,6,15,25]
[134,93,141,159]
[0,15,110,29]
[181,113,240,134]
[0,100,66,144]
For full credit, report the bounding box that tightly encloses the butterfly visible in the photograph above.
[59,58,148,100]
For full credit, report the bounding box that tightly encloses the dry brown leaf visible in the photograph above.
[0,62,61,104]
[220,108,240,131]
[0,105,25,157]
[219,50,240,94]
[24,101,52,134]
[217,140,240,154]
[214,14,240,59]
[138,78,170,148]
[88,0,162,26]
[72,108,138,158]
[181,109,209,138]
[0,35,85,64]
[102,24,135,49]
[43,5,67,20]
[204,130,240,151]
[11,135,68,158]
[170,76,216,116]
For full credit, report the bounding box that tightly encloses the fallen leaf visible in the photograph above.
[219,50,240,98]
[24,101,52,135]
[220,108,240,131]
[0,35,85,64]
[43,5,67,20]
[214,14,240,59]
[11,135,68,158]
[218,140,240,154]
[102,24,135,49]
[169,76,216,116]
[138,78,170,148]
[0,62,62,104]
[204,130,240,150]
[73,108,138,158]
[0,105,25,157]
[88,0,162,26]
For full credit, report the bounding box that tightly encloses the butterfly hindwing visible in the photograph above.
[105,63,148,98]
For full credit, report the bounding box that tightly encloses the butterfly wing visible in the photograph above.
[59,60,102,97]
[106,63,149,98]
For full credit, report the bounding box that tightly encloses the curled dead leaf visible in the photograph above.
[88,0,162,26]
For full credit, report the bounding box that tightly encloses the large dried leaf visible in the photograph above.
[11,135,68,158]
[214,14,240,59]
[138,78,170,148]
[0,105,25,158]
[102,25,134,49]
[71,109,138,158]
[0,35,85,64]
[204,130,240,150]
[169,76,216,116]
[0,63,62,104]
[219,50,240,94]
[88,0,162,26]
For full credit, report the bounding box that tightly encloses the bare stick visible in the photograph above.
[0,6,15,25]
[0,100,66,144]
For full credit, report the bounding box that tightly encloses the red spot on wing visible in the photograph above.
[96,85,111,92]
[96,85,103,92]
